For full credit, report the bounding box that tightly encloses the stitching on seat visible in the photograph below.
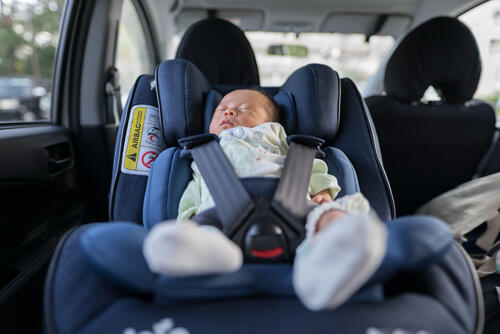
[307,65,319,138]
[166,149,178,220]
[183,62,189,137]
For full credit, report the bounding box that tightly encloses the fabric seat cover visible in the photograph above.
[176,17,260,85]
[366,16,496,216]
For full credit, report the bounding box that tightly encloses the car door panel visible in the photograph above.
[0,124,85,310]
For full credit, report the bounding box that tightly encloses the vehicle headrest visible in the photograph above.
[175,18,260,86]
[156,59,340,146]
[385,16,481,103]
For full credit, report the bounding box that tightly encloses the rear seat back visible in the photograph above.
[175,18,260,86]
[366,16,497,216]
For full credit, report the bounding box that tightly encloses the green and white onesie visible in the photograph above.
[177,122,341,221]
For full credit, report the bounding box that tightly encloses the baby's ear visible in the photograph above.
[204,90,223,132]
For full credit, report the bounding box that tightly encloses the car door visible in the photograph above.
[0,0,88,330]
[0,0,159,330]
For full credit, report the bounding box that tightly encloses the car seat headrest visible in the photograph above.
[385,16,481,104]
[175,18,260,86]
[156,59,340,146]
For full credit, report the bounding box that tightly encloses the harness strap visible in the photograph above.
[179,134,254,230]
[180,134,324,244]
[272,136,324,223]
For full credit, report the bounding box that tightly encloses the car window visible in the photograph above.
[171,27,394,91]
[460,0,500,118]
[115,0,155,106]
[245,32,394,90]
[0,0,64,123]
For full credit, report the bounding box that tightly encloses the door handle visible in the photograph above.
[48,157,72,174]
[44,141,73,175]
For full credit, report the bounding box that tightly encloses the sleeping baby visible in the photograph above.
[143,89,451,311]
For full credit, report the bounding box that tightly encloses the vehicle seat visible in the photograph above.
[175,17,260,85]
[44,59,483,334]
[366,16,497,216]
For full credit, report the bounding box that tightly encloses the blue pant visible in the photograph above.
[155,215,453,303]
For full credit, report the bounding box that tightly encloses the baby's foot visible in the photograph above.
[143,221,243,276]
[305,193,371,238]
[293,212,387,311]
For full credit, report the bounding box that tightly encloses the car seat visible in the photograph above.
[44,59,482,334]
[175,17,260,86]
[366,16,497,217]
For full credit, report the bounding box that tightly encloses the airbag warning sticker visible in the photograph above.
[121,105,164,176]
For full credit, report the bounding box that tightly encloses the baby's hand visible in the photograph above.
[311,190,332,204]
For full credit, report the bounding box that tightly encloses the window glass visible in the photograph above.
[0,0,64,123]
[245,32,394,90]
[116,0,154,106]
[460,0,500,117]
[171,28,394,91]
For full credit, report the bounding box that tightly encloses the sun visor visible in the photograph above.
[321,13,410,37]
[176,9,264,33]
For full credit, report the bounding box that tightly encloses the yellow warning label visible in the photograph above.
[124,107,146,170]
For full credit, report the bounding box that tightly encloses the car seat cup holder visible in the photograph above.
[179,133,324,263]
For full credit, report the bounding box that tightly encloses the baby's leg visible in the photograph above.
[143,220,243,276]
[293,193,387,311]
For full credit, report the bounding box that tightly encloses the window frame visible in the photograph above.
[0,0,69,127]
[114,0,161,69]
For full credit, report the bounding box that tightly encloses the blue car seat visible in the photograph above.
[44,59,483,334]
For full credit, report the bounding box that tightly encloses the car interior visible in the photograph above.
[0,0,499,333]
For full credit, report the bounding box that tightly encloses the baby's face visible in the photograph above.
[209,89,272,135]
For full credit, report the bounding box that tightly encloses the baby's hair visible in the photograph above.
[254,89,281,122]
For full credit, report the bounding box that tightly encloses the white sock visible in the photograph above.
[293,212,387,311]
[143,221,243,276]
[305,193,371,239]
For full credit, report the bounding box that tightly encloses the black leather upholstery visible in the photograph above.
[366,16,496,216]
[176,18,260,86]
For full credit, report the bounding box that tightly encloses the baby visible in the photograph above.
[144,89,388,310]
[178,89,341,223]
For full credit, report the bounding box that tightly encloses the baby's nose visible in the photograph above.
[224,109,237,117]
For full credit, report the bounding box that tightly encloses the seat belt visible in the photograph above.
[104,66,123,164]
[105,66,123,124]
[272,135,325,228]
[473,128,500,179]
[179,134,255,230]
[179,133,324,262]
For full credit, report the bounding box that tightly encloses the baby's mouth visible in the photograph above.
[220,119,234,127]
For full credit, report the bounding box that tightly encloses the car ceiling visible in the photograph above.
[146,0,483,58]
[174,0,482,32]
